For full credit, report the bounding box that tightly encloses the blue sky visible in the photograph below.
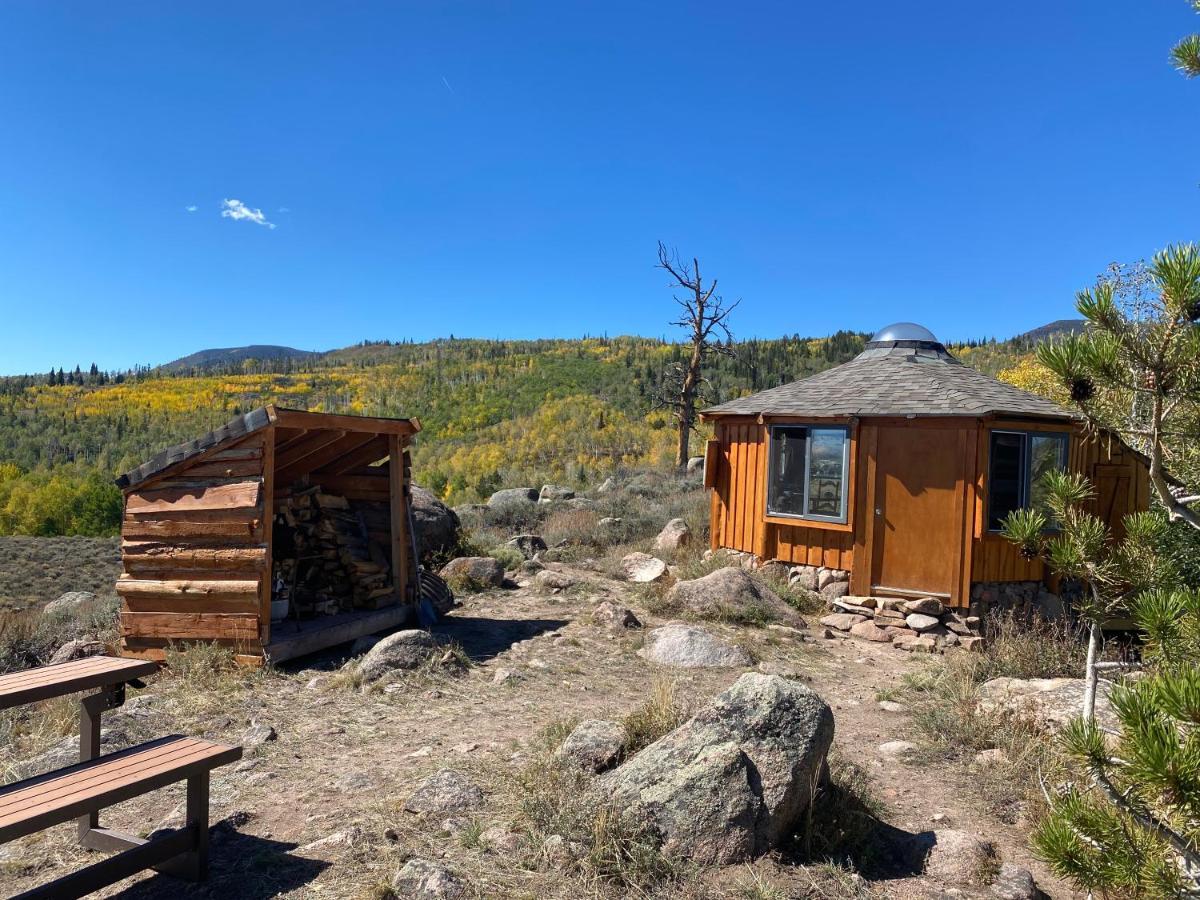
[1,2,1197,374]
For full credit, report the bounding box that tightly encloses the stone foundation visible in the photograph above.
[969,581,1072,622]
[821,595,985,653]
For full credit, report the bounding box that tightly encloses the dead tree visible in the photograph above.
[654,241,739,468]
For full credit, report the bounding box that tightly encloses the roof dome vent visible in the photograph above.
[859,322,956,363]
[869,322,939,344]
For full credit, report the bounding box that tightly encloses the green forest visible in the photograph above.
[0,330,1035,536]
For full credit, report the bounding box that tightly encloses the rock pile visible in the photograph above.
[820,595,984,652]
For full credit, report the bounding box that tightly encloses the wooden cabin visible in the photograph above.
[701,323,1150,611]
[114,406,421,665]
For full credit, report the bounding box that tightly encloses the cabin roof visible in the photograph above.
[703,339,1076,421]
[115,405,419,491]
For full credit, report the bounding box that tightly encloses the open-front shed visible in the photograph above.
[701,323,1151,612]
[115,406,421,664]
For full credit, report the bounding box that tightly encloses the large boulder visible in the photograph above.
[665,567,804,627]
[402,769,484,815]
[621,552,670,584]
[686,456,705,474]
[557,719,624,773]
[652,519,692,553]
[487,488,538,509]
[359,630,439,682]
[438,556,504,589]
[638,624,752,668]
[44,591,95,617]
[597,673,834,864]
[48,639,104,665]
[410,486,461,561]
[592,601,642,630]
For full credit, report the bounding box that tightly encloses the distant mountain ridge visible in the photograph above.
[160,345,320,372]
[1015,319,1086,343]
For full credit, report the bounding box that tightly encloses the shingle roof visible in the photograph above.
[703,341,1076,420]
[115,407,274,490]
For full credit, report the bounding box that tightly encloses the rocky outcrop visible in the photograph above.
[438,556,505,589]
[557,719,624,773]
[621,552,670,583]
[410,486,461,561]
[978,677,1116,733]
[48,638,104,665]
[597,673,834,864]
[638,624,751,668]
[487,488,538,508]
[665,567,804,626]
[652,519,692,553]
[359,630,439,682]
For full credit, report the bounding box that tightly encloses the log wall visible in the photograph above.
[119,434,268,664]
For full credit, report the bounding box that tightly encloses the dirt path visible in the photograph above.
[0,564,1072,898]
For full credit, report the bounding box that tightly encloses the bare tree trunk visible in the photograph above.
[1083,620,1101,721]
[676,344,703,468]
[1148,391,1200,529]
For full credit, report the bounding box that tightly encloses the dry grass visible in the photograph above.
[0,596,119,673]
[621,675,691,755]
[0,536,120,614]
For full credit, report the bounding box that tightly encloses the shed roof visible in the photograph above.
[115,406,419,491]
[703,335,1076,421]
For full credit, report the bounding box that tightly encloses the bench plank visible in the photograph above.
[0,735,240,843]
[0,657,158,710]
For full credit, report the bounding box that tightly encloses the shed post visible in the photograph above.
[259,424,276,648]
[388,434,410,603]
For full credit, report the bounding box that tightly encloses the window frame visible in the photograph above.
[985,428,1070,533]
[766,424,851,525]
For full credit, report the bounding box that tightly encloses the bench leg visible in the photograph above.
[76,690,108,842]
[183,771,210,880]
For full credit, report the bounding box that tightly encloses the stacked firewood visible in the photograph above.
[272,491,396,617]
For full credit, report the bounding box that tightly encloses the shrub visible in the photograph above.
[487,546,525,570]
[621,675,690,754]
[0,596,119,673]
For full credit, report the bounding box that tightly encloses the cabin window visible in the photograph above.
[986,430,1069,531]
[767,425,849,523]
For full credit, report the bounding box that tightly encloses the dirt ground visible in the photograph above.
[0,561,1073,899]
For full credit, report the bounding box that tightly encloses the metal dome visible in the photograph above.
[869,322,939,344]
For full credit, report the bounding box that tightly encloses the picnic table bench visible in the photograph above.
[0,656,242,899]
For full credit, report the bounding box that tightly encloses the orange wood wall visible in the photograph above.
[711,417,1152,597]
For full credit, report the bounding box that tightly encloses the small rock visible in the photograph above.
[849,621,892,643]
[878,700,907,713]
[921,829,997,885]
[959,636,986,652]
[598,516,622,528]
[596,477,616,493]
[621,552,670,583]
[48,639,104,665]
[820,581,851,602]
[492,667,522,685]
[242,722,277,748]
[652,518,692,553]
[638,623,752,668]
[820,612,866,631]
[438,556,505,589]
[534,570,577,592]
[974,748,1007,767]
[686,456,705,474]
[592,601,641,630]
[833,598,874,615]
[359,630,439,682]
[506,534,548,559]
[557,719,624,773]
[991,862,1041,900]
[905,613,941,632]
[903,597,945,616]
[481,826,522,853]
[878,740,919,759]
[393,857,467,899]
[403,770,484,815]
[894,634,937,653]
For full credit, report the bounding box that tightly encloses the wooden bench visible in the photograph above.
[0,658,242,899]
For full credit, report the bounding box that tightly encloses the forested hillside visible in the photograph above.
[0,331,1035,535]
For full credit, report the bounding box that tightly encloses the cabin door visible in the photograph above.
[870,424,964,600]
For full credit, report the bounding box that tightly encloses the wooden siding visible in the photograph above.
[120,433,268,661]
[710,414,1153,605]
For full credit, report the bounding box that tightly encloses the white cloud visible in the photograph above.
[185,205,198,212]
[221,198,276,230]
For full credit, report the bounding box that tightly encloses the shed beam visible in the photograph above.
[275,432,377,484]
